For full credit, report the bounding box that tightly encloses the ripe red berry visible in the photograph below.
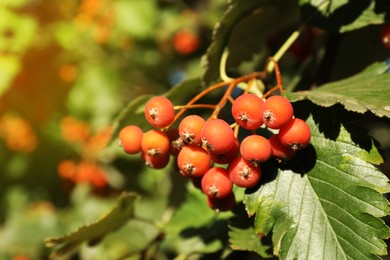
[201,119,235,154]
[260,96,293,129]
[228,156,261,188]
[278,118,311,151]
[118,125,143,154]
[231,94,264,130]
[178,115,205,145]
[141,129,170,157]
[209,138,239,164]
[240,135,272,166]
[269,134,295,161]
[142,152,170,169]
[206,192,236,212]
[201,167,233,199]
[173,29,199,56]
[144,96,175,128]
[380,24,390,49]
[177,145,211,177]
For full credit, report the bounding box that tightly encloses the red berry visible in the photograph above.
[269,134,295,161]
[177,145,211,177]
[173,29,199,56]
[201,119,235,154]
[141,129,170,157]
[279,118,311,151]
[144,96,175,128]
[231,94,264,130]
[206,192,236,212]
[142,152,170,169]
[240,135,272,166]
[118,125,143,154]
[209,137,239,164]
[190,176,203,189]
[228,156,261,188]
[178,115,205,145]
[260,96,293,129]
[380,24,390,49]
[201,167,233,199]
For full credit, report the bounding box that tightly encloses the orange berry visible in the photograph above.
[278,118,311,151]
[201,119,235,154]
[228,156,261,188]
[141,129,170,157]
[240,135,272,166]
[144,96,175,128]
[119,125,143,154]
[177,144,211,177]
[269,134,295,161]
[179,115,205,145]
[201,167,233,199]
[231,94,264,130]
[260,96,293,129]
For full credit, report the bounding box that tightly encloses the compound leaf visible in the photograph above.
[245,115,390,259]
[287,62,390,118]
[45,192,138,259]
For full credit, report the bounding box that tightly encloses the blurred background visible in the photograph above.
[0,0,227,258]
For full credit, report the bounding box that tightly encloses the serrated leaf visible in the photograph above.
[300,0,386,32]
[245,115,390,259]
[287,62,390,118]
[110,77,201,143]
[45,192,138,259]
[201,0,267,86]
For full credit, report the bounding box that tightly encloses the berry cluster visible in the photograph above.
[118,63,311,212]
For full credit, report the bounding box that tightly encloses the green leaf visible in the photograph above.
[300,0,386,32]
[225,0,299,76]
[228,204,272,257]
[110,77,202,144]
[245,115,390,259]
[162,185,232,257]
[287,62,390,118]
[201,0,267,86]
[45,192,138,259]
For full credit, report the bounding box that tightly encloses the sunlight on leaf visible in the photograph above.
[287,62,390,118]
[245,115,390,259]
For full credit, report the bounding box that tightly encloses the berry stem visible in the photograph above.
[173,104,216,110]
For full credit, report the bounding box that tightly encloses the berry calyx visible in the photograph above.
[269,134,295,161]
[178,115,205,145]
[278,118,311,151]
[141,129,170,157]
[201,119,235,154]
[240,134,272,166]
[177,145,211,177]
[260,96,293,129]
[231,94,264,130]
[228,156,261,188]
[201,167,233,199]
[144,96,175,128]
[118,125,143,154]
